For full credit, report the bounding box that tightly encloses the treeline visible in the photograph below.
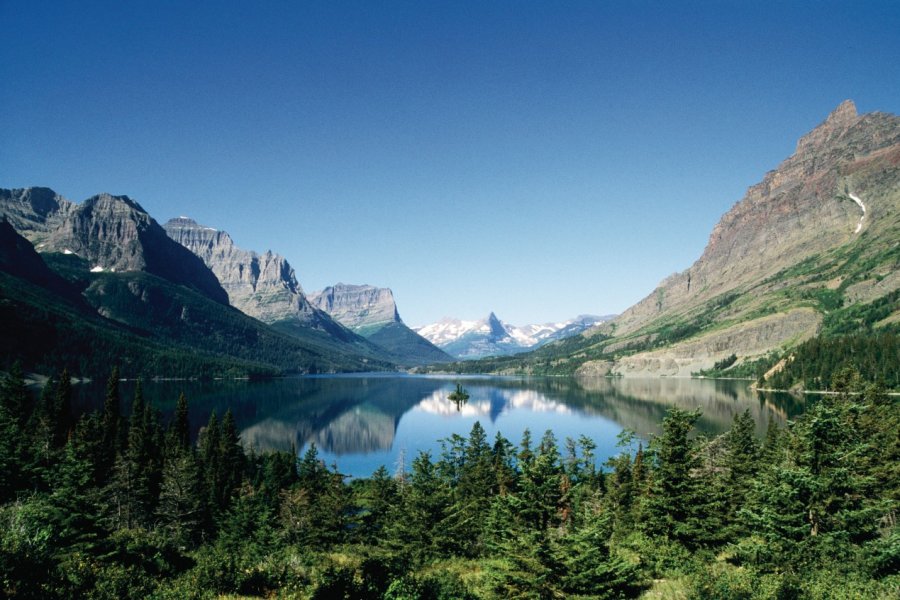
[1,365,898,599]
[763,332,900,390]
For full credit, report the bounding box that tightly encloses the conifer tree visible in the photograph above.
[169,392,190,452]
[108,381,159,529]
[100,366,123,482]
[0,364,30,499]
[199,411,221,524]
[644,408,708,549]
[157,447,204,548]
[218,409,244,508]
[52,368,73,448]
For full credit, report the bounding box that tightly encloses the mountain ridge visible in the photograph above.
[309,283,452,365]
[415,312,612,359]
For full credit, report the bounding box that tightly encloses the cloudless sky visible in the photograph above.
[2,1,899,326]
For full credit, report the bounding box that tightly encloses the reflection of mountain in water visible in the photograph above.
[239,376,444,454]
[571,377,805,437]
[411,376,804,439]
[416,387,572,419]
[71,375,807,459]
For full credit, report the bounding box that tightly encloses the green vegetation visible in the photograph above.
[2,364,896,598]
[0,257,394,379]
[762,332,900,391]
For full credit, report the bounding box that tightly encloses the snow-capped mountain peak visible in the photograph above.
[413,313,613,359]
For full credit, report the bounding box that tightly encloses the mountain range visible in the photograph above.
[448,100,900,378]
[0,190,453,375]
[414,313,612,359]
[3,100,896,380]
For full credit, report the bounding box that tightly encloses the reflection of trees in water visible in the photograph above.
[73,375,808,455]
[238,377,445,453]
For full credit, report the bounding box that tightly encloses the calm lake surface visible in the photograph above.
[73,374,807,479]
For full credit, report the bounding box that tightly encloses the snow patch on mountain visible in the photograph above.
[414,313,613,359]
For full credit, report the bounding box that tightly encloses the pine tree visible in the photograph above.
[0,364,31,500]
[218,409,244,508]
[446,421,495,556]
[199,411,221,525]
[157,447,204,548]
[52,368,73,448]
[100,366,123,483]
[107,381,158,529]
[559,499,642,599]
[722,409,760,535]
[169,392,190,452]
[644,408,709,549]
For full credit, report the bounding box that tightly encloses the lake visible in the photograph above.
[73,374,807,479]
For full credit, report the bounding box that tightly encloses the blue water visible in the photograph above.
[72,374,804,478]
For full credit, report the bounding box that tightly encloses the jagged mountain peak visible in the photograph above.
[795,98,863,154]
[578,103,900,377]
[415,313,611,359]
[0,188,229,304]
[825,99,857,124]
[82,192,146,214]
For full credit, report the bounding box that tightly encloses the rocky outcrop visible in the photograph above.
[606,101,900,339]
[309,283,452,365]
[0,187,74,241]
[308,284,401,332]
[163,217,338,329]
[0,189,228,304]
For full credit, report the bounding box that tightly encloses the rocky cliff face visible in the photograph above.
[307,284,401,332]
[163,217,337,328]
[610,101,899,338]
[0,188,228,304]
[0,187,74,241]
[577,100,900,376]
[308,284,452,365]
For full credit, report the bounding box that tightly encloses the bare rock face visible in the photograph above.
[0,188,228,304]
[308,284,401,332]
[0,187,74,242]
[598,101,900,374]
[163,217,332,327]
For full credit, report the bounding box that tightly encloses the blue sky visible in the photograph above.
[3,1,899,326]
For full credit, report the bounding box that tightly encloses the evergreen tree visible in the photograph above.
[644,408,709,549]
[107,381,159,529]
[357,465,399,544]
[169,392,190,452]
[491,431,518,496]
[387,451,449,561]
[199,411,221,525]
[100,366,123,483]
[158,447,204,548]
[722,409,760,535]
[218,409,244,508]
[52,368,73,448]
[446,421,495,556]
[559,499,643,599]
[0,363,31,499]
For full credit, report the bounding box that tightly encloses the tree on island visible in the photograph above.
[448,383,470,411]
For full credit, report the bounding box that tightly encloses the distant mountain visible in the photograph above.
[163,217,360,345]
[455,101,900,377]
[309,284,452,365]
[1,188,228,304]
[415,312,611,359]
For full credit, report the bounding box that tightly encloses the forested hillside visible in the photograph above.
[1,364,896,599]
